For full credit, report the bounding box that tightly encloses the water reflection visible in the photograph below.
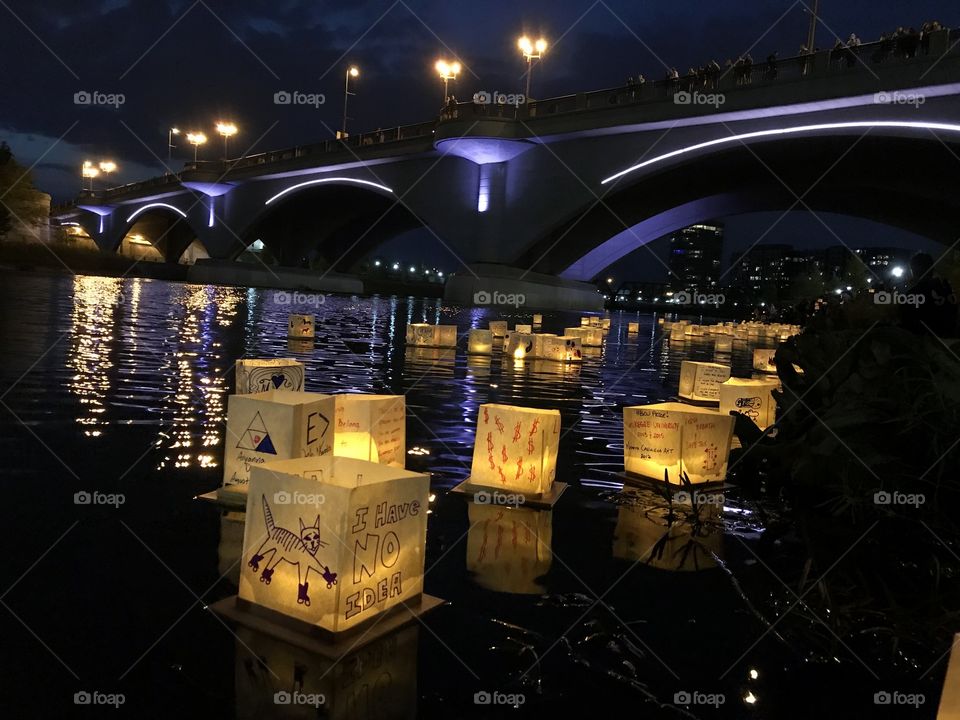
[466,503,553,594]
[234,624,419,720]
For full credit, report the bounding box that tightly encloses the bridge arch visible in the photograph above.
[236,178,430,270]
[114,202,209,264]
[521,127,960,281]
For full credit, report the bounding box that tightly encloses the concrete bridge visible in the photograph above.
[54,30,960,310]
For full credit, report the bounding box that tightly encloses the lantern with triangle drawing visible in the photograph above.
[235,358,305,395]
[223,390,335,495]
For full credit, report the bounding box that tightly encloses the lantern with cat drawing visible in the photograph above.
[222,390,335,496]
[240,455,429,634]
[235,358,305,395]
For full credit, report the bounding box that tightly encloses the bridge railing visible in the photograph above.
[446,28,958,121]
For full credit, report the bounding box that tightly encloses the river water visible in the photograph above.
[0,273,945,718]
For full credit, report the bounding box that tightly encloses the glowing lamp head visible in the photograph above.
[349,66,359,77]
[518,36,532,53]
[81,162,99,179]
[535,38,547,53]
[170,127,180,135]
[435,60,460,79]
[98,161,117,173]
[891,266,905,278]
[216,122,237,137]
[186,132,207,146]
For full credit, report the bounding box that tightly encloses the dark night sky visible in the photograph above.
[1,0,954,279]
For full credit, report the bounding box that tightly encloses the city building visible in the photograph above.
[668,223,723,292]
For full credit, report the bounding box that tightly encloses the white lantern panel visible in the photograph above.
[467,328,494,355]
[718,378,778,430]
[236,358,305,395]
[489,321,508,338]
[334,394,405,467]
[753,348,778,373]
[469,403,560,495]
[288,314,315,339]
[678,361,731,402]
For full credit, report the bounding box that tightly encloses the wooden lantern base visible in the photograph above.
[614,471,729,492]
[448,478,568,509]
[208,593,445,659]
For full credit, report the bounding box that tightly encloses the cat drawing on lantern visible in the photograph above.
[248,495,338,607]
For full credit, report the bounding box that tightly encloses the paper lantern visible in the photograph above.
[601,317,611,330]
[240,455,429,633]
[670,325,686,341]
[505,332,534,360]
[714,336,733,353]
[288,314,315,339]
[540,335,582,362]
[623,402,734,484]
[233,624,418,720]
[753,348,777,373]
[515,324,532,334]
[223,390,335,492]
[580,316,591,326]
[469,403,560,495]
[489,320,508,338]
[405,323,457,348]
[627,322,640,333]
[236,358,305,394]
[678,361,731,403]
[466,503,552,594]
[718,378,778,430]
[564,326,603,347]
[467,328,493,355]
[532,314,543,325]
[334,394,405,467]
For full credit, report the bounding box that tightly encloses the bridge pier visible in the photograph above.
[444,263,603,311]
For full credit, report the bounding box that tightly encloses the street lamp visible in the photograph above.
[81,161,99,191]
[216,121,238,159]
[168,127,180,161]
[186,132,207,162]
[341,65,359,139]
[518,35,547,99]
[891,266,905,278]
[435,59,461,104]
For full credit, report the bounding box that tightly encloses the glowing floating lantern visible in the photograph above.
[223,390,335,494]
[288,314,315,339]
[623,402,734,484]
[466,503,552,594]
[719,377,778,431]
[670,324,686,341]
[240,455,429,634]
[541,335,582,362]
[235,358,305,394]
[627,322,640,333]
[564,326,603,347]
[515,324,532,334]
[489,320,508,338]
[678,361,731,403]
[532,314,543,325]
[601,317,611,330]
[753,348,778,373]
[334,394,405,467]
[467,328,494,355]
[469,403,560,496]
[715,336,733,353]
[580,316,591,327]
[404,323,457,348]
[506,332,534,360]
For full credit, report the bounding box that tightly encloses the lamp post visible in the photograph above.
[216,121,238,159]
[805,0,820,53]
[518,36,547,99]
[168,127,180,162]
[435,59,461,104]
[341,66,359,138]
[186,132,207,162]
[81,161,99,191]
